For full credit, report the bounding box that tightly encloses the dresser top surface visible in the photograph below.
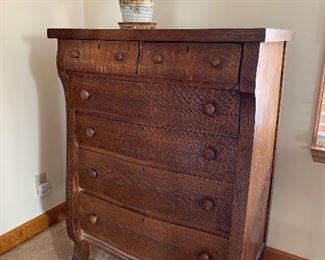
[47,28,293,43]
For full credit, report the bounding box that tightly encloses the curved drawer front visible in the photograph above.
[139,43,241,83]
[70,76,240,137]
[80,193,229,260]
[76,113,238,183]
[79,149,233,236]
[62,40,138,75]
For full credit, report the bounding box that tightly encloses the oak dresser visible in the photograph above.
[48,28,293,260]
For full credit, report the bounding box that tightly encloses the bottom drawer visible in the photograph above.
[80,193,229,260]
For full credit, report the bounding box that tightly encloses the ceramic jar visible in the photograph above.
[119,0,154,23]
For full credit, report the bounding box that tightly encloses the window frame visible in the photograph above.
[311,57,325,163]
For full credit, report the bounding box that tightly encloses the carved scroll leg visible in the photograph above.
[72,241,89,260]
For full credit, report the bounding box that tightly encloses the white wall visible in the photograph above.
[84,0,325,259]
[0,0,84,235]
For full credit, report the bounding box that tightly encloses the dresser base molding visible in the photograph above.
[78,237,305,260]
[0,203,65,255]
[82,234,134,260]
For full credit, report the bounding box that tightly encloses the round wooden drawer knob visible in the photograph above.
[198,252,210,260]
[86,127,96,137]
[80,90,90,100]
[210,58,221,67]
[153,55,163,64]
[115,52,124,61]
[203,148,216,160]
[202,199,214,211]
[203,103,216,115]
[89,169,98,178]
[89,214,98,224]
[70,50,80,58]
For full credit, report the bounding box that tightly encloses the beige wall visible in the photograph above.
[0,0,84,235]
[84,0,325,259]
[1,0,324,259]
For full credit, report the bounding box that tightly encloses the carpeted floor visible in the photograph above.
[0,221,116,260]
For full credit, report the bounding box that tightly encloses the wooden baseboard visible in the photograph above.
[0,203,65,255]
[264,247,308,260]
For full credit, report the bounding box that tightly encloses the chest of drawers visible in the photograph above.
[48,28,293,260]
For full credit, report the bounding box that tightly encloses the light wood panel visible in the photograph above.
[0,203,65,255]
[264,247,308,260]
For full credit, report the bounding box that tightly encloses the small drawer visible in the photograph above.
[62,40,138,75]
[76,113,238,183]
[139,43,241,83]
[79,149,234,236]
[70,76,240,137]
[80,193,228,260]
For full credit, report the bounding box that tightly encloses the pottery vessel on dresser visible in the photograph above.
[119,0,154,22]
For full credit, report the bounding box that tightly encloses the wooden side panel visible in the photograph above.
[242,42,285,260]
[79,149,234,237]
[76,113,238,183]
[229,42,285,260]
[57,40,80,243]
[80,193,229,260]
[231,42,287,260]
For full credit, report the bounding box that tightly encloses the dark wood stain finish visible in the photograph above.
[79,149,233,237]
[49,28,292,260]
[69,75,240,137]
[76,113,238,183]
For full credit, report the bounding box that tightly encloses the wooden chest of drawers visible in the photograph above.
[48,28,293,260]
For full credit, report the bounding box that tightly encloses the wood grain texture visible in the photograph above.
[139,43,241,84]
[264,247,308,260]
[48,28,294,43]
[0,203,65,255]
[76,113,238,183]
[70,75,240,137]
[49,29,292,260]
[72,241,90,260]
[80,193,229,260]
[79,149,233,237]
[242,42,285,260]
[228,93,256,259]
[239,43,260,93]
[57,39,80,243]
[63,40,139,75]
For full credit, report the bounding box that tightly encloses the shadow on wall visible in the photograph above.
[24,35,68,259]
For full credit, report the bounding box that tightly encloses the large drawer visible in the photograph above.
[139,43,241,83]
[62,40,138,75]
[80,193,229,260]
[76,113,238,183]
[79,149,233,236]
[70,76,240,137]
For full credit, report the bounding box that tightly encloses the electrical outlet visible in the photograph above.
[35,172,47,187]
[37,183,51,197]
[35,172,50,197]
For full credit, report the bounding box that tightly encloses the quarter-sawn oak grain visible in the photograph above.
[69,75,240,137]
[78,149,233,237]
[76,113,238,183]
[49,28,292,260]
[80,193,229,260]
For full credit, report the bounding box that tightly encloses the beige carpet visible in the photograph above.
[0,221,116,260]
